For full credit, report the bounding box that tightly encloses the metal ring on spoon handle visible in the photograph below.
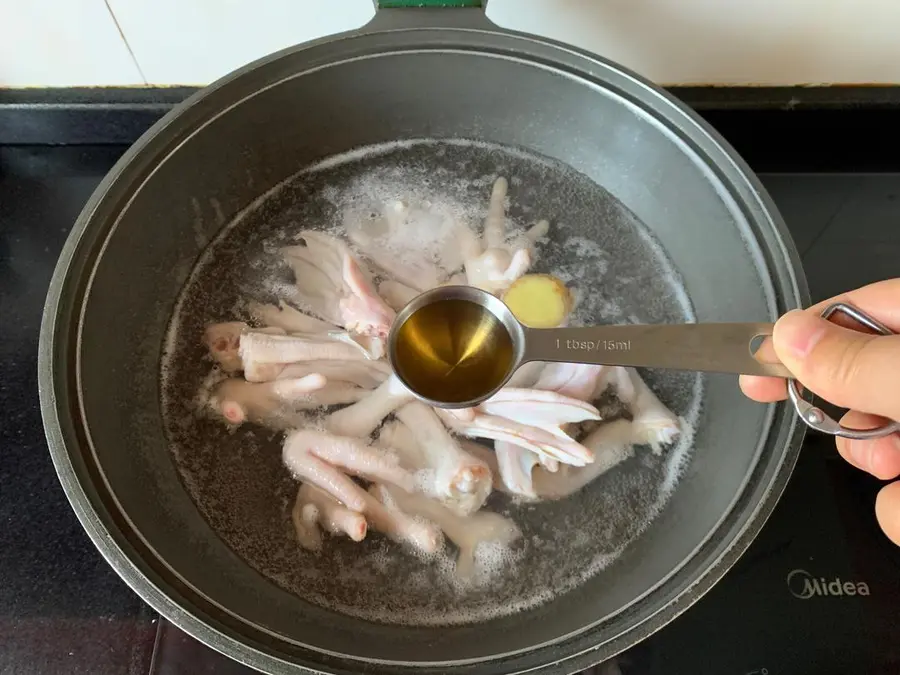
[787,302,900,440]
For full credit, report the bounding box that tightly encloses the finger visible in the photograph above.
[739,374,788,403]
[804,278,900,332]
[875,481,900,547]
[834,411,900,480]
[739,280,900,405]
[771,309,900,421]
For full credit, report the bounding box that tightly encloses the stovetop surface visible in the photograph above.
[2,131,900,675]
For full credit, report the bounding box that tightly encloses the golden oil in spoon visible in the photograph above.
[391,297,514,404]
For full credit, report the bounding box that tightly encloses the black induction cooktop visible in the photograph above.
[2,87,899,675]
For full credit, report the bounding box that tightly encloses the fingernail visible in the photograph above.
[775,310,828,359]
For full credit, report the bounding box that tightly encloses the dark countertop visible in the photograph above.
[0,147,159,674]
[2,89,900,675]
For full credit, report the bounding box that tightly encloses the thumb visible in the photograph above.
[772,309,900,422]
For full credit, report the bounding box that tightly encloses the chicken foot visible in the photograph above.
[379,418,501,501]
[533,362,609,402]
[533,418,637,499]
[292,483,368,551]
[380,484,520,578]
[365,484,444,555]
[493,441,543,499]
[281,231,395,338]
[392,402,493,516]
[282,429,414,512]
[436,408,594,467]
[478,388,601,438]
[325,374,413,439]
[244,358,390,388]
[347,206,445,292]
[203,321,248,374]
[248,300,336,334]
[599,367,681,451]
[239,330,368,366]
[457,177,542,295]
[208,374,350,428]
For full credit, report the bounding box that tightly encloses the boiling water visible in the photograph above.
[160,139,703,627]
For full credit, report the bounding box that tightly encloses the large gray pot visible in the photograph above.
[39,3,808,673]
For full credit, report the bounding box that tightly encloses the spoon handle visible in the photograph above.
[521,323,791,378]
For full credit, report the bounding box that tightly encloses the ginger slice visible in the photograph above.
[502,274,572,328]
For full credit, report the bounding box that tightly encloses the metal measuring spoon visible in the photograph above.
[387,284,789,410]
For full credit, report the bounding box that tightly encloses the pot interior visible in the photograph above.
[61,31,803,671]
[161,136,701,624]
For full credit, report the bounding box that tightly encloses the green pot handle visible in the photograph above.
[377,1,484,7]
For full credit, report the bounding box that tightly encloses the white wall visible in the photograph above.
[3,0,900,88]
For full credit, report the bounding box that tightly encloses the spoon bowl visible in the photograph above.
[388,285,523,408]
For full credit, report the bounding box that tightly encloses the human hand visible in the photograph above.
[739,279,900,547]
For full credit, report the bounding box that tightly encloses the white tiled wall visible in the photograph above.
[0,0,143,87]
[3,0,900,87]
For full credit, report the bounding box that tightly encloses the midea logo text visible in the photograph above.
[786,569,870,599]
